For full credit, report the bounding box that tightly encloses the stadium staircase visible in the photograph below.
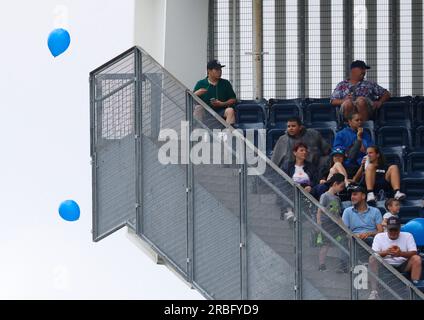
[90,46,424,300]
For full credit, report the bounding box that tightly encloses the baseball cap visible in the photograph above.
[387,216,401,230]
[351,60,371,70]
[348,185,366,194]
[207,59,225,70]
[330,147,345,157]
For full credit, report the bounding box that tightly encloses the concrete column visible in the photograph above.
[134,0,209,89]
[253,0,263,100]
[134,0,167,64]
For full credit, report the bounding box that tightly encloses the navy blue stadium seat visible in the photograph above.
[402,176,424,200]
[388,96,413,103]
[304,103,338,127]
[375,202,387,216]
[414,101,424,126]
[415,280,424,293]
[304,98,331,105]
[236,99,268,106]
[398,200,424,224]
[234,104,267,127]
[268,103,302,128]
[415,125,424,149]
[236,122,266,130]
[363,121,376,143]
[311,127,336,146]
[268,98,303,107]
[266,128,285,158]
[407,152,424,174]
[239,124,267,151]
[381,146,406,175]
[377,101,412,128]
[377,126,411,149]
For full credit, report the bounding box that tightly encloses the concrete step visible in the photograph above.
[195,165,240,177]
[249,225,294,244]
[306,286,351,300]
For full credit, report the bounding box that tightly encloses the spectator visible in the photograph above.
[324,148,351,186]
[193,59,237,124]
[357,146,406,203]
[333,112,373,179]
[382,198,401,232]
[368,216,422,300]
[331,60,391,121]
[342,185,383,247]
[314,148,350,201]
[281,142,319,194]
[271,117,330,174]
[317,173,346,271]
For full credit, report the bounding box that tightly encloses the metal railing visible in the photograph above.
[90,46,424,300]
[210,0,424,99]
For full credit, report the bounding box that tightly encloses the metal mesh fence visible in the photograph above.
[299,192,351,300]
[90,50,136,240]
[246,165,296,299]
[210,0,424,99]
[91,46,424,300]
[354,242,414,300]
[138,52,189,274]
[193,160,242,299]
[296,188,424,300]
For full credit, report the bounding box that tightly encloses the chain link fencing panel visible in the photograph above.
[246,162,296,299]
[299,191,351,300]
[138,51,189,275]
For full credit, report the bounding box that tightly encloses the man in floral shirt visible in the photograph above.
[331,60,391,121]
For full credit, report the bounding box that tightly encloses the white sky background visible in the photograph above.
[0,0,202,299]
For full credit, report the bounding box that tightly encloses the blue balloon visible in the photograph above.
[48,28,71,57]
[401,218,424,246]
[59,200,80,222]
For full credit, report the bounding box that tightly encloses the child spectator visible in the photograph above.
[317,173,346,271]
[382,198,401,231]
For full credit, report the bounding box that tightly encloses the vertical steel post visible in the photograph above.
[410,287,415,300]
[349,236,358,300]
[366,0,377,80]
[412,0,423,96]
[390,0,400,96]
[208,0,217,61]
[186,91,194,285]
[253,0,263,100]
[240,142,248,299]
[320,0,332,98]
[275,0,286,98]
[298,0,307,99]
[294,186,302,300]
[89,73,98,241]
[92,77,104,241]
[135,48,144,236]
[230,0,240,94]
[344,0,354,79]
